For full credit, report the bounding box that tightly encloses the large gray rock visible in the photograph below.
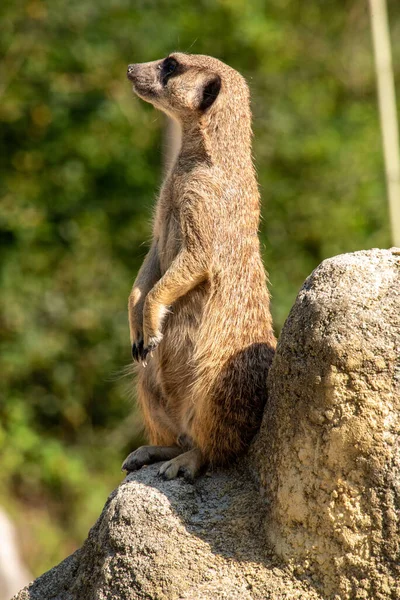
[252,248,400,599]
[14,465,320,600]
[14,249,400,600]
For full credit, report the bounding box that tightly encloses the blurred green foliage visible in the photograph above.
[0,0,399,576]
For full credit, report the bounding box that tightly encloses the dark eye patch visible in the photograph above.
[160,57,182,85]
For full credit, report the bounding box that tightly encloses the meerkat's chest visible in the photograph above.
[156,196,183,274]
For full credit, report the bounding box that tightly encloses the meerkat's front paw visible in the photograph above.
[131,334,145,362]
[143,331,163,358]
[132,329,159,362]
[129,309,147,363]
[142,297,169,358]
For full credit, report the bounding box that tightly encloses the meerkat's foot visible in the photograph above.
[121,445,183,472]
[158,448,206,482]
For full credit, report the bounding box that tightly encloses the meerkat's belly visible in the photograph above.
[155,283,209,432]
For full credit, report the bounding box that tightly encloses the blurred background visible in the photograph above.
[0,0,399,583]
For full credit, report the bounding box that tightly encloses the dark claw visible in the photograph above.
[132,337,144,362]
[132,335,162,364]
[121,456,140,472]
[138,339,145,360]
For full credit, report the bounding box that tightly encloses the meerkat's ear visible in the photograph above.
[199,74,221,111]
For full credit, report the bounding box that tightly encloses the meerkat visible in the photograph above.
[122,53,276,480]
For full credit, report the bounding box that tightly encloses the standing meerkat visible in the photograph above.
[122,53,276,480]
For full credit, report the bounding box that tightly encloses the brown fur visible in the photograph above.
[122,53,276,480]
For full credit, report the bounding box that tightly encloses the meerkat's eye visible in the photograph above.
[161,57,178,84]
[164,58,177,74]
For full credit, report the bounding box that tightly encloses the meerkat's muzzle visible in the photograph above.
[127,62,160,102]
[127,64,137,81]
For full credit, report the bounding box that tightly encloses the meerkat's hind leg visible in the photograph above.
[122,445,183,473]
[158,448,206,482]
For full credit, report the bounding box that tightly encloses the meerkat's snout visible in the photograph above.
[127,64,136,80]
[127,61,161,102]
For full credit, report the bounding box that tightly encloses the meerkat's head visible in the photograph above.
[127,52,249,124]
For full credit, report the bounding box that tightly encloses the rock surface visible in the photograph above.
[252,248,400,599]
[14,249,400,600]
[14,465,320,600]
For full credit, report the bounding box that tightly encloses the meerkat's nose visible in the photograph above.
[127,64,137,81]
